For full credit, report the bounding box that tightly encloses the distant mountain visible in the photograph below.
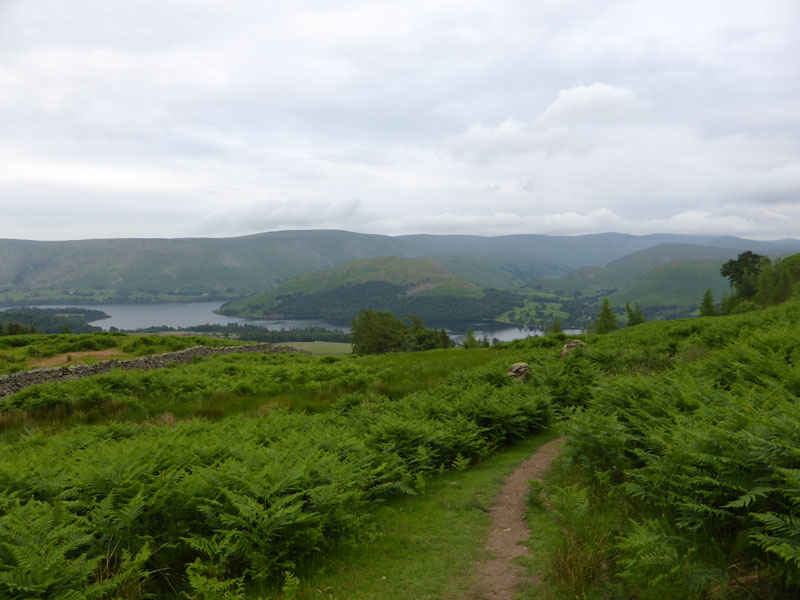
[531,243,740,295]
[218,257,523,322]
[609,259,731,308]
[2,230,799,305]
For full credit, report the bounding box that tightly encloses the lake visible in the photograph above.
[32,301,581,343]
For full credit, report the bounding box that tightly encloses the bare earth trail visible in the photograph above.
[28,348,126,368]
[472,437,565,600]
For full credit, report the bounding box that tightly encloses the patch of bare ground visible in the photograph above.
[28,348,126,368]
[471,437,564,600]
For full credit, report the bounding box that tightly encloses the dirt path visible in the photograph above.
[28,349,126,368]
[472,436,564,600]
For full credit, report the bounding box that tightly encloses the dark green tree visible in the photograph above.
[595,298,618,334]
[754,263,793,307]
[625,302,645,326]
[699,289,717,317]
[721,251,768,298]
[551,317,563,334]
[350,309,407,355]
[350,310,451,354]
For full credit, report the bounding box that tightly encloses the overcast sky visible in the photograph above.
[1,0,798,241]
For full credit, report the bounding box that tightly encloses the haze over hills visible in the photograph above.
[2,230,799,306]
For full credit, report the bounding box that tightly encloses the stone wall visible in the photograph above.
[0,344,309,400]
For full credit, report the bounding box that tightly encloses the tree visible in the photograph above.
[754,263,793,307]
[350,310,451,354]
[625,302,644,327]
[625,302,645,326]
[350,309,406,355]
[463,326,480,349]
[699,289,716,317]
[595,298,618,334]
[551,317,563,334]
[721,251,768,298]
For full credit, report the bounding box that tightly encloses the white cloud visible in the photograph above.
[537,83,638,125]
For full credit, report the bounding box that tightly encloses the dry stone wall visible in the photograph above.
[0,344,309,400]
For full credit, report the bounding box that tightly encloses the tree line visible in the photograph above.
[0,308,107,334]
[700,251,800,316]
[350,310,452,355]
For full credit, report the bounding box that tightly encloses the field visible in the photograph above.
[1,297,800,598]
[274,341,352,355]
[0,332,243,375]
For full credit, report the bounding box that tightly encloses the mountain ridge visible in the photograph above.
[2,230,799,305]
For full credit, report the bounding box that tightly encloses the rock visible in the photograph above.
[507,362,530,379]
[560,339,586,356]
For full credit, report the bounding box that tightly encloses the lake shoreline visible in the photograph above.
[3,302,582,342]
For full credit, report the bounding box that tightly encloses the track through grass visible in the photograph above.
[263,428,562,600]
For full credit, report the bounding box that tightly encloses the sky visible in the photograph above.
[1,0,798,241]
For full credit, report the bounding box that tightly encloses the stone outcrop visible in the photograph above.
[0,344,309,400]
[560,339,586,356]
[507,362,530,379]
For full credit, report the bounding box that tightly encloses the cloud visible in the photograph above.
[0,1,798,241]
[367,208,629,237]
[446,83,639,163]
[194,198,366,236]
[537,82,638,125]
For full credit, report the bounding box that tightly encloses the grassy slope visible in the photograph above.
[0,332,242,375]
[219,257,484,316]
[609,258,731,307]
[5,296,800,598]
[517,297,800,599]
[532,243,737,296]
[274,341,353,355]
[261,257,481,297]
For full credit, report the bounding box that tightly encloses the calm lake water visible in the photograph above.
[32,301,581,343]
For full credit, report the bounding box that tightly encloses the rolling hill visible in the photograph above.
[2,230,799,305]
[218,257,521,322]
[530,243,740,296]
[608,258,731,308]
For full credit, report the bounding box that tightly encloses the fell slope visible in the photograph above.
[609,258,731,307]
[219,257,519,321]
[530,243,738,295]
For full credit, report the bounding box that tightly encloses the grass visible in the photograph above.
[260,428,563,600]
[497,296,571,325]
[360,347,512,398]
[0,332,241,374]
[519,459,628,600]
[275,341,353,355]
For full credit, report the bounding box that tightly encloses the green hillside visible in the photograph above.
[531,243,738,296]
[609,258,731,308]
[2,294,800,597]
[257,257,482,297]
[3,231,798,305]
[219,257,520,322]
